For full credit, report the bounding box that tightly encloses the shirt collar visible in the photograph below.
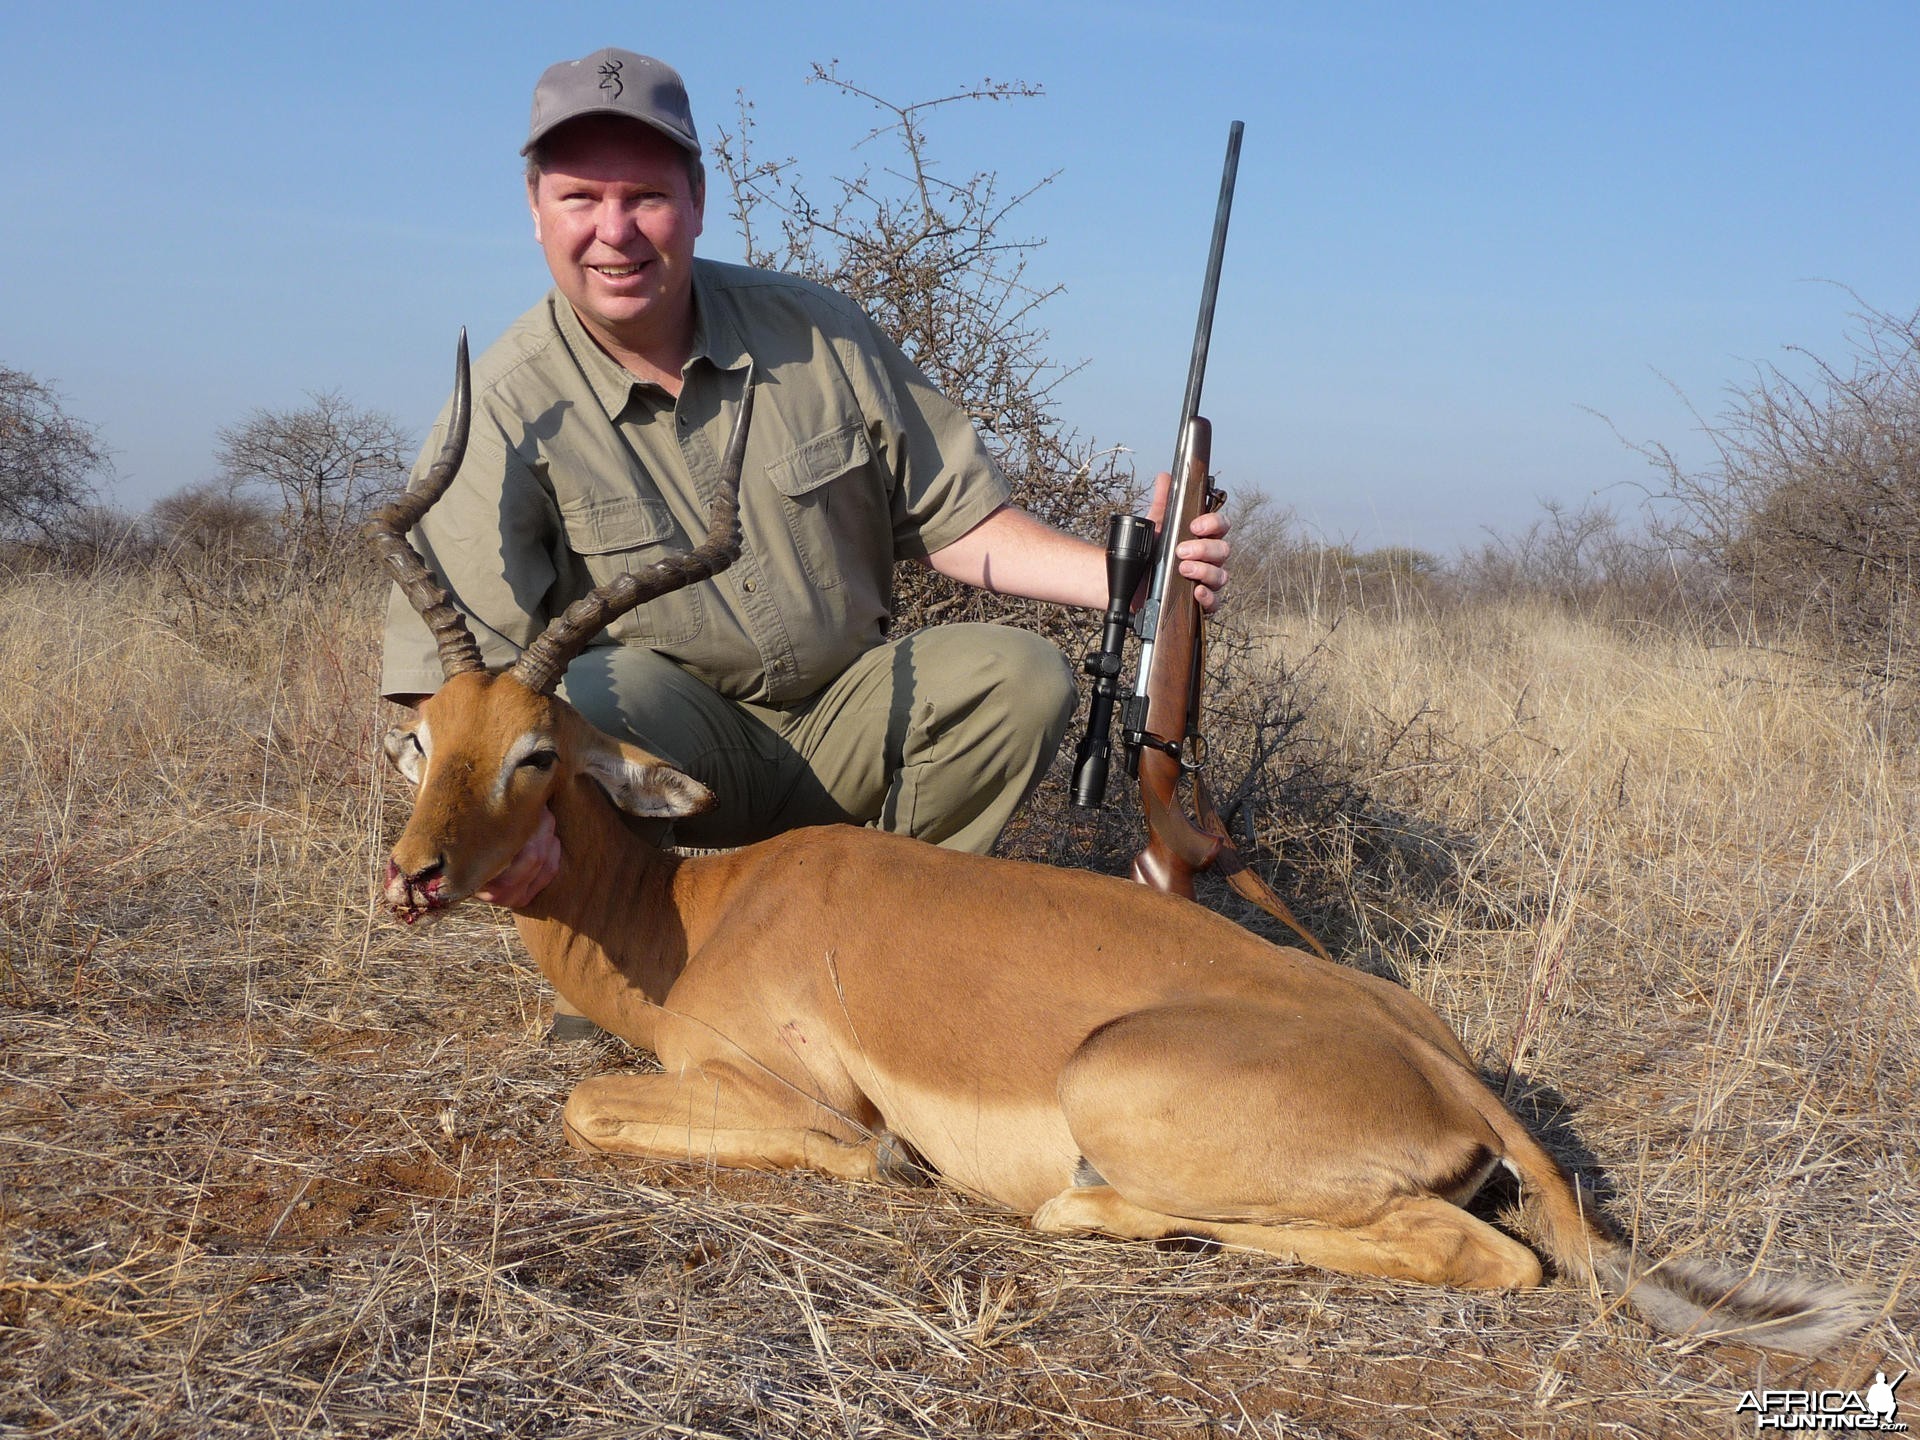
[552,261,752,422]
[690,260,753,375]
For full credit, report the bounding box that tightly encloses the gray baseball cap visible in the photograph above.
[522,48,700,156]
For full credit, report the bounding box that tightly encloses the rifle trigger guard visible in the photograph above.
[1184,732,1211,773]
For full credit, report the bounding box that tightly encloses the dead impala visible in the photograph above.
[369,337,1870,1356]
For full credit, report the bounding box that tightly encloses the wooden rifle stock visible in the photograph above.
[1125,424,1331,962]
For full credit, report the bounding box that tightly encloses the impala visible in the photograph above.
[369,338,1870,1356]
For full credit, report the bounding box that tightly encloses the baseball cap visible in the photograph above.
[522,48,700,156]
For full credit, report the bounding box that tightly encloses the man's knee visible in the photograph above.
[878,625,1075,853]
[1001,629,1077,750]
[936,624,1076,753]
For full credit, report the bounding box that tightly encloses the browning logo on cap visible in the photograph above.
[523,47,699,157]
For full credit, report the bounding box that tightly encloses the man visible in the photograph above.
[381,48,1230,907]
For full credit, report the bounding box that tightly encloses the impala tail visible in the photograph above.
[1590,1247,1877,1357]
[1483,1100,1875,1355]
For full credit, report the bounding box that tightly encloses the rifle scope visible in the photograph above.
[1069,512,1157,808]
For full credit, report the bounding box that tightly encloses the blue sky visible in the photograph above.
[4,2,1916,550]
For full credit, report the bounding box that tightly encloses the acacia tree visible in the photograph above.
[711,68,1134,641]
[215,391,410,582]
[0,367,109,545]
[147,480,277,566]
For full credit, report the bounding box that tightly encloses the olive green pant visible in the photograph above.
[558,622,1077,857]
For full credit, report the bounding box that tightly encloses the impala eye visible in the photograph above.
[519,750,558,772]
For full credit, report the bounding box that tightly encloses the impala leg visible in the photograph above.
[1052,1001,1544,1289]
[1032,1185,1541,1289]
[563,1068,887,1183]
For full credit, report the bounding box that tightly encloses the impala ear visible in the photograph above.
[577,731,716,819]
[382,725,428,788]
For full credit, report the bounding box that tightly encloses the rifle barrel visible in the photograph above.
[1176,120,1244,440]
[1133,120,1244,654]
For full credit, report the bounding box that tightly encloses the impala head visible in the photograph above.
[379,670,714,922]
[368,332,751,922]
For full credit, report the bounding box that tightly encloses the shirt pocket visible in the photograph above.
[766,420,883,592]
[556,494,705,646]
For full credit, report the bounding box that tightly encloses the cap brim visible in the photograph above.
[521,105,700,156]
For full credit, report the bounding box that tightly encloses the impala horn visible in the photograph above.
[365,331,486,681]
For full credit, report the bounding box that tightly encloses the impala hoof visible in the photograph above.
[875,1131,931,1187]
[547,1011,607,1044]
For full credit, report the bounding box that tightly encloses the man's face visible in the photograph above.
[528,116,705,360]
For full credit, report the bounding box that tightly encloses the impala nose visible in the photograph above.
[383,856,449,922]
[386,856,445,889]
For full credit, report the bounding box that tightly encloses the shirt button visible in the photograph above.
[742,578,758,593]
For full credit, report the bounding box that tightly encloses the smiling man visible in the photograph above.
[380,47,1230,911]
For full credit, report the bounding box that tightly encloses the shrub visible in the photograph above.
[1644,296,1920,684]
[712,67,1136,647]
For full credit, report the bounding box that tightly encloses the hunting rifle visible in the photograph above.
[1069,122,1329,961]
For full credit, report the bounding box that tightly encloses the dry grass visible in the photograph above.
[2,568,1914,1438]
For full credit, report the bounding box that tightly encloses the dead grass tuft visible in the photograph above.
[3,570,1914,1437]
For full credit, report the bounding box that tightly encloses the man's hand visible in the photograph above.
[1145,470,1233,613]
[476,804,562,908]
[924,480,1232,613]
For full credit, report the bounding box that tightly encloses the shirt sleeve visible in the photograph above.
[849,317,1012,561]
[377,400,563,701]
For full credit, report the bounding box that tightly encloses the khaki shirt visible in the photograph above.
[380,259,1010,705]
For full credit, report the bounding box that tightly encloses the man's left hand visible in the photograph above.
[1146,470,1232,613]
